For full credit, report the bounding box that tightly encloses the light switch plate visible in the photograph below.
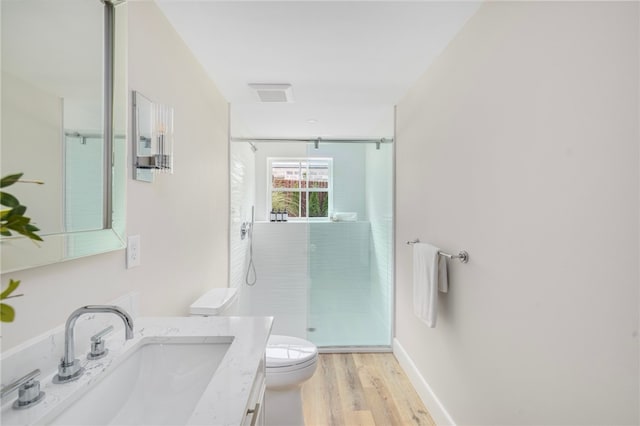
[127,235,141,268]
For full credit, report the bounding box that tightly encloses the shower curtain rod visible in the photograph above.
[65,131,103,139]
[231,137,393,144]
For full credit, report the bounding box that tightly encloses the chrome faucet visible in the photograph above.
[53,305,134,384]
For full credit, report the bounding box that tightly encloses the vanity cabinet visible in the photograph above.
[243,357,266,426]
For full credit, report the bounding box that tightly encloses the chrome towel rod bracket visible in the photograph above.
[406,239,469,264]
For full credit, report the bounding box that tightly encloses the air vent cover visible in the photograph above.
[249,83,293,103]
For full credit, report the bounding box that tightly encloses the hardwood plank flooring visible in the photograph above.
[302,353,435,426]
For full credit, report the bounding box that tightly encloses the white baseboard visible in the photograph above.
[393,338,456,426]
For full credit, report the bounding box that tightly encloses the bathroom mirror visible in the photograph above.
[0,0,127,272]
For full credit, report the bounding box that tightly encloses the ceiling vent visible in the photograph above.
[249,83,293,103]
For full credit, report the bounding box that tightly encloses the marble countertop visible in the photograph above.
[1,316,273,426]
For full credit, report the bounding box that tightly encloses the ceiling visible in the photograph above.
[155,1,481,139]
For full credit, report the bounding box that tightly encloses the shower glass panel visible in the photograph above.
[64,133,104,232]
[305,141,393,348]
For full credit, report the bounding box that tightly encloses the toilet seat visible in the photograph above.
[266,335,318,372]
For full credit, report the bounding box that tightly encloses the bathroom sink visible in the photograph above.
[45,337,233,426]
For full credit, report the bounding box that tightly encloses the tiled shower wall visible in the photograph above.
[229,143,255,292]
[244,222,309,338]
[64,135,104,232]
[246,221,375,342]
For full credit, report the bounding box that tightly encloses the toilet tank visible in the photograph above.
[190,287,239,316]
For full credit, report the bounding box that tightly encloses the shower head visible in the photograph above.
[249,142,257,152]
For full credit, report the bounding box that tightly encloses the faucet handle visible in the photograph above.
[1,369,46,410]
[87,325,114,360]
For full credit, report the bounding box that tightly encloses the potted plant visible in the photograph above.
[1,173,43,322]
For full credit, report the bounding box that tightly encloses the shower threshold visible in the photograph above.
[317,346,392,354]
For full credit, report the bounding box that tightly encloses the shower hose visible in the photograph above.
[245,208,257,286]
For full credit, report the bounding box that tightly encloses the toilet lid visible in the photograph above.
[266,335,318,369]
[189,288,237,316]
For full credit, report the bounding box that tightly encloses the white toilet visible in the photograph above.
[190,288,318,426]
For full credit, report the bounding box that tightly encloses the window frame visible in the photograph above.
[267,157,333,222]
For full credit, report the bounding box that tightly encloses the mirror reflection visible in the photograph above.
[1,0,127,272]
[133,92,154,182]
[1,0,104,235]
[133,91,175,182]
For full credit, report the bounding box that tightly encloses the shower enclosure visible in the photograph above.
[230,138,393,349]
[64,132,105,232]
[63,133,126,259]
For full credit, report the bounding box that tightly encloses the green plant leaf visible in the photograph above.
[0,174,43,243]
[0,173,23,188]
[24,230,43,242]
[5,216,29,227]
[2,215,43,241]
[0,191,19,208]
[5,204,26,218]
[25,223,40,233]
[0,303,16,322]
[1,279,21,300]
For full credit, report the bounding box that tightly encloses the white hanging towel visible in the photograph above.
[413,242,449,328]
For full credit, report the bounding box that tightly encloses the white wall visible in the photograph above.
[1,72,63,235]
[395,2,639,425]
[1,2,229,351]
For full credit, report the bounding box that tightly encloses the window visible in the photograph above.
[268,158,332,220]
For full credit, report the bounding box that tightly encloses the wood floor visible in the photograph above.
[302,353,436,426]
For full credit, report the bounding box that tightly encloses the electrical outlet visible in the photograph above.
[127,235,141,268]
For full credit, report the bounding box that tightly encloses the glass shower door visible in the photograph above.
[305,141,393,348]
[64,133,104,232]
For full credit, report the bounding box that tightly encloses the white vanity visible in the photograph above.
[1,316,272,425]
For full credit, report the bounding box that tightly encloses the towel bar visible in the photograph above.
[406,239,469,263]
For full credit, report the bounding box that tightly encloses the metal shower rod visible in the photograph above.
[231,137,393,144]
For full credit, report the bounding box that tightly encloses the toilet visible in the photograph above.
[190,288,318,426]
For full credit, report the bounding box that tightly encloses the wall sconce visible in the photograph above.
[132,91,174,182]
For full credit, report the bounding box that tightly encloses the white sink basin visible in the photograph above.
[45,337,232,426]
[1,316,272,426]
